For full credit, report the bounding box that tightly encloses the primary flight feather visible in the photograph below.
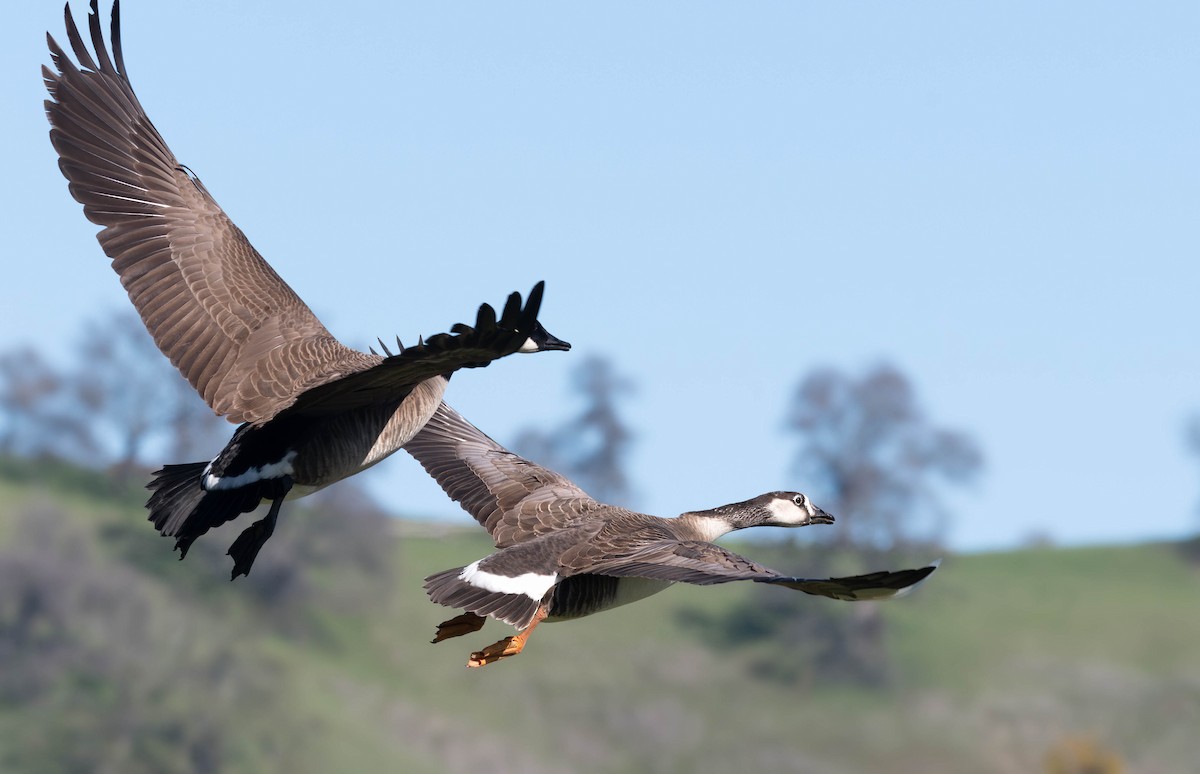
[44,0,570,577]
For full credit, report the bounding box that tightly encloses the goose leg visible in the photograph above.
[467,605,548,668]
[432,612,486,643]
[227,494,286,580]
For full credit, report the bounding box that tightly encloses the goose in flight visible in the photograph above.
[43,1,570,577]
[407,403,938,667]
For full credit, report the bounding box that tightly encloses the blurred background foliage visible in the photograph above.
[0,313,1197,772]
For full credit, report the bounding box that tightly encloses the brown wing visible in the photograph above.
[404,402,607,547]
[574,539,939,600]
[565,539,778,584]
[44,0,373,425]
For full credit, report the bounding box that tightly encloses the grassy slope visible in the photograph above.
[893,546,1200,688]
[1,468,1197,773]
[376,538,1200,774]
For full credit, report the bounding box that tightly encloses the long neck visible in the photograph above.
[674,511,740,542]
[675,496,778,541]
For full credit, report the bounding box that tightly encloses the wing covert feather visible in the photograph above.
[405,402,604,546]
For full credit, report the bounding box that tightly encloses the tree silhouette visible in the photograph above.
[786,363,981,562]
[69,312,226,476]
[0,347,90,460]
[0,312,228,475]
[514,355,637,506]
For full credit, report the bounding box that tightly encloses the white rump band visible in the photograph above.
[460,560,558,601]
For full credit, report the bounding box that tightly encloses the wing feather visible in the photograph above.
[405,402,605,547]
[45,0,368,424]
[574,540,939,600]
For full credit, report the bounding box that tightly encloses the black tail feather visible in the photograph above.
[146,462,207,535]
[145,462,264,558]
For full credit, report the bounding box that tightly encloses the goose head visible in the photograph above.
[518,321,572,353]
[757,491,835,528]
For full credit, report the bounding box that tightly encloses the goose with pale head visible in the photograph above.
[408,403,938,667]
[43,1,570,577]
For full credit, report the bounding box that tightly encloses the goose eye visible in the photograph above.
[793,494,805,506]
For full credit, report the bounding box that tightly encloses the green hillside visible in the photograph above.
[1,460,1196,773]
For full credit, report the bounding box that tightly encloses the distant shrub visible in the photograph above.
[1176,535,1200,565]
[1043,735,1125,774]
[677,543,902,689]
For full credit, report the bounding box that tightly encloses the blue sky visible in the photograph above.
[4,1,1198,550]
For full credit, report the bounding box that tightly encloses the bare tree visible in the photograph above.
[786,363,981,562]
[70,312,226,475]
[514,355,637,506]
[160,369,230,463]
[0,347,93,461]
[783,363,980,684]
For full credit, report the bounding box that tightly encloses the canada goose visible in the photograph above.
[44,1,570,577]
[407,403,938,667]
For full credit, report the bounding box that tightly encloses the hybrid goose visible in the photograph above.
[407,403,938,667]
[44,1,570,578]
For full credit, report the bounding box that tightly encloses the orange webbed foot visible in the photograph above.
[464,605,547,668]
[467,636,526,668]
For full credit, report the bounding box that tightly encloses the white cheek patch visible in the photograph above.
[517,336,539,353]
[203,450,298,491]
[460,560,558,601]
[766,498,808,525]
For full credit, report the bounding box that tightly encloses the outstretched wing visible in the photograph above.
[574,539,939,601]
[405,402,607,547]
[759,562,940,601]
[285,284,547,416]
[44,0,374,425]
